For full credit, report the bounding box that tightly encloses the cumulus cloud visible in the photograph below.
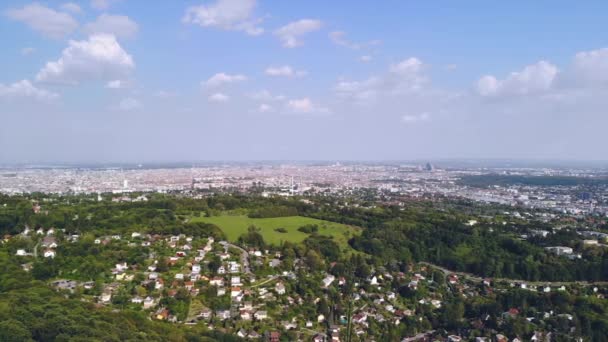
[286,97,329,114]
[204,73,247,88]
[5,3,78,39]
[105,80,125,89]
[35,34,135,85]
[0,79,58,101]
[208,92,230,102]
[118,97,141,111]
[401,112,430,124]
[91,0,120,10]
[265,65,307,78]
[329,31,380,50]
[61,3,82,14]
[84,14,139,39]
[334,57,428,104]
[21,47,35,56]
[183,0,263,36]
[247,89,285,102]
[154,90,178,99]
[257,103,273,113]
[274,19,322,48]
[476,60,558,97]
[571,48,608,85]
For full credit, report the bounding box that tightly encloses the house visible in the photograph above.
[198,308,212,320]
[143,297,155,309]
[237,329,247,338]
[267,331,280,342]
[231,287,242,297]
[155,279,164,290]
[269,259,281,268]
[495,334,508,342]
[312,334,326,342]
[240,310,252,321]
[210,277,224,287]
[115,262,128,272]
[44,249,56,258]
[131,232,142,239]
[185,281,194,290]
[275,282,286,295]
[322,275,336,288]
[15,249,28,256]
[317,314,325,322]
[100,292,112,303]
[192,264,201,274]
[216,310,231,320]
[254,310,268,320]
[231,276,242,286]
[228,261,240,273]
[41,236,57,249]
[155,308,170,320]
[131,296,144,304]
[217,266,226,274]
[217,287,226,296]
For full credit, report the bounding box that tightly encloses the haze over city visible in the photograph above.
[2,1,608,163]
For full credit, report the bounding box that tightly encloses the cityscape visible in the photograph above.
[3,0,608,341]
[2,162,607,216]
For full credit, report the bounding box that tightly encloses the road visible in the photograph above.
[419,262,608,287]
[219,241,252,275]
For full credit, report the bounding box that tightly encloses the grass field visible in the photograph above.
[190,215,360,248]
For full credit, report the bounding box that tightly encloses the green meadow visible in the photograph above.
[190,215,360,248]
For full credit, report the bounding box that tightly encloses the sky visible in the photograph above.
[1,0,608,163]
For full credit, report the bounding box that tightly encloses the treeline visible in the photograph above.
[247,205,298,218]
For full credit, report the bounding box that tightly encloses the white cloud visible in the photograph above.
[208,92,230,102]
[21,47,35,56]
[105,80,124,89]
[359,55,372,63]
[183,0,263,36]
[0,79,58,101]
[36,34,135,85]
[91,0,120,10]
[401,112,430,124]
[572,48,608,85]
[204,73,247,88]
[265,65,307,78]
[286,97,329,114]
[274,19,322,48]
[84,14,139,39]
[61,3,82,14]
[334,57,428,104]
[476,60,558,97]
[329,31,380,50]
[390,57,424,75]
[247,89,285,102]
[154,90,178,99]
[118,97,141,111]
[258,103,273,112]
[5,3,78,39]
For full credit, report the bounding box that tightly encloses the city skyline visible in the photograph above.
[2,1,608,163]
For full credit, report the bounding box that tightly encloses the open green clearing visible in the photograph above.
[190,215,360,248]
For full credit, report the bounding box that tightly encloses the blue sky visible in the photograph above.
[1,0,608,163]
